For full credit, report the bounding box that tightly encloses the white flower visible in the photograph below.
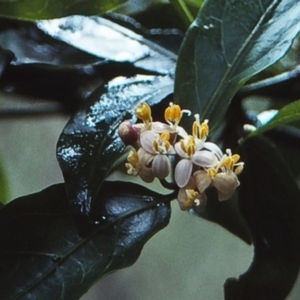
[140,130,175,179]
[177,177,207,211]
[174,135,217,187]
[193,149,244,201]
[193,168,240,201]
[125,148,155,182]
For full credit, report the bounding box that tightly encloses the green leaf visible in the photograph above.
[247,99,300,138]
[0,46,14,78]
[0,20,101,66]
[175,0,300,132]
[56,75,174,218]
[37,16,177,75]
[193,189,252,244]
[0,17,177,108]
[225,137,300,299]
[0,181,172,299]
[0,0,127,21]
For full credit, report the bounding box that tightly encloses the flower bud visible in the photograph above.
[118,121,139,146]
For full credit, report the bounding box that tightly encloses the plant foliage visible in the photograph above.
[1,0,300,299]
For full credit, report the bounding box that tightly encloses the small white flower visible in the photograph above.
[125,148,155,182]
[177,177,207,211]
[140,130,175,179]
[174,135,217,187]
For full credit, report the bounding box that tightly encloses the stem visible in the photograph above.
[240,65,300,93]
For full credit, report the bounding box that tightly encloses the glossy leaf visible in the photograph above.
[0,0,127,21]
[0,46,14,78]
[56,75,174,218]
[37,16,177,75]
[0,181,172,299]
[225,137,300,299]
[0,21,101,66]
[175,0,300,132]
[193,189,252,244]
[247,99,300,138]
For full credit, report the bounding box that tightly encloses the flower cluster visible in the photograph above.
[118,102,244,212]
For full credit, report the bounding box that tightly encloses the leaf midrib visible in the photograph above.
[200,0,280,120]
[14,194,174,299]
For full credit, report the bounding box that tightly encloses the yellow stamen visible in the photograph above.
[152,132,172,153]
[186,189,199,201]
[127,150,139,165]
[180,136,196,157]
[192,114,209,140]
[186,142,195,157]
[164,103,182,124]
[179,189,199,210]
[207,168,217,178]
[220,152,241,170]
[160,132,170,141]
[152,140,159,152]
[234,163,244,175]
[135,103,152,123]
[126,150,141,176]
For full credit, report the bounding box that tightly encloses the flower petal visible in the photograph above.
[213,171,239,201]
[139,165,155,183]
[140,131,158,154]
[203,142,223,159]
[152,121,174,133]
[174,141,188,158]
[167,145,176,155]
[192,150,217,168]
[138,148,154,167]
[193,170,212,193]
[152,155,170,179]
[177,189,195,211]
[176,126,189,138]
[174,159,193,187]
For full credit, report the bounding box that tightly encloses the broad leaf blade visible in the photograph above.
[0,46,14,78]
[0,181,172,299]
[56,75,174,217]
[0,20,101,66]
[37,16,177,75]
[248,99,300,138]
[175,0,300,132]
[225,137,300,299]
[0,0,127,21]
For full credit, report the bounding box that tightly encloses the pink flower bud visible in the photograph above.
[118,121,139,146]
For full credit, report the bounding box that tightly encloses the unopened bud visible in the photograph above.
[118,121,139,146]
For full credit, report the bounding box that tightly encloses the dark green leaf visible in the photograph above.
[0,20,101,66]
[247,99,300,138]
[193,189,252,244]
[0,46,14,78]
[56,75,174,218]
[225,137,300,300]
[0,0,127,21]
[0,17,177,108]
[266,129,300,186]
[175,0,300,132]
[0,181,172,299]
[37,16,177,75]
